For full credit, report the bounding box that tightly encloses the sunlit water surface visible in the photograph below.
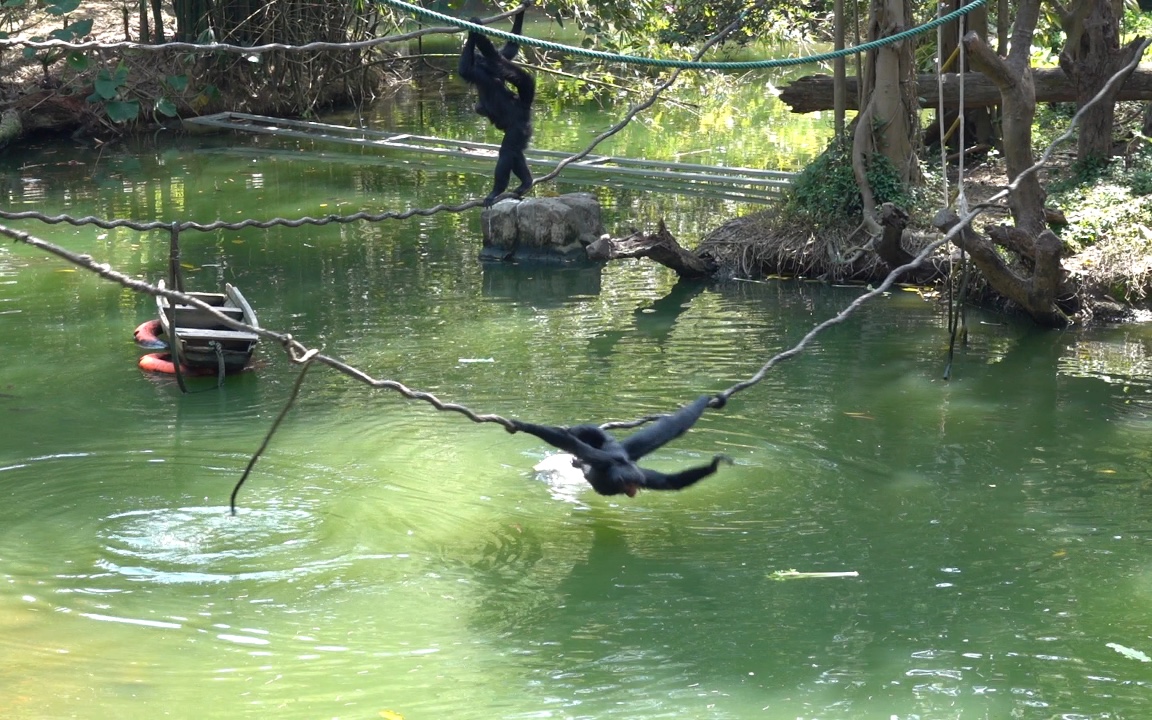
[3,80,1152,719]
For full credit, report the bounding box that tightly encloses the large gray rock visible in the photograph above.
[479,193,605,262]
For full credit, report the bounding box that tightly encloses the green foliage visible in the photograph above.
[154,97,179,118]
[1049,147,1152,199]
[550,0,833,48]
[165,74,189,92]
[104,100,141,122]
[1049,149,1152,255]
[653,0,830,46]
[20,9,92,75]
[782,140,910,228]
[90,64,129,101]
[43,0,80,15]
[65,50,87,70]
[86,62,140,123]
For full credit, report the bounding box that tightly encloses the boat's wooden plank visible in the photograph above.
[175,328,260,342]
[166,307,245,330]
[225,284,260,329]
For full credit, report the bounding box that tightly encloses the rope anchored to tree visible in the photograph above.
[376,0,987,70]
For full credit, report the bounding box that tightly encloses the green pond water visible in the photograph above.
[3,74,1152,719]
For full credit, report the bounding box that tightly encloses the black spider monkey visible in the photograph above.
[510,395,731,497]
[458,11,535,206]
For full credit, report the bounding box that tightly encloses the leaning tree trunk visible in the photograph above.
[1056,0,1147,163]
[943,0,1071,326]
[964,5,1046,236]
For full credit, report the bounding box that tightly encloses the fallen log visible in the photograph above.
[779,68,1152,114]
[586,220,717,279]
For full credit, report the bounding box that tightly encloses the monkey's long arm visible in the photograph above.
[620,395,714,460]
[458,32,481,81]
[509,420,617,464]
[639,456,730,491]
[499,9,525,60]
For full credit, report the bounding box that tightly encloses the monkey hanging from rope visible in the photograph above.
[458,10,535,206]
[510,395,731,497]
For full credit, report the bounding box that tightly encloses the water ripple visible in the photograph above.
[97,504,324,584]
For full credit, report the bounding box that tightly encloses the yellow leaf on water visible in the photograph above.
[379,710,405,720]
[54,268,76,273]
[180,263,196,269]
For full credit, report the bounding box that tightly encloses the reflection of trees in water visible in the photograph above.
[588,279,707,358]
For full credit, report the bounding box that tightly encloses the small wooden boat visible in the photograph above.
[155,279,260,374]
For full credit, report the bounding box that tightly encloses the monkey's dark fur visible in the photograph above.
[512,395,730,497]
[458,11,535,206]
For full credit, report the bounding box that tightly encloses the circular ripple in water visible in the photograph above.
[97,502,326,584]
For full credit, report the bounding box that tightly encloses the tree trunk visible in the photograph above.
[851,0,921,233]
[858,0,921,185]
[586,221,718,279]
[964,15,1046,236]
[934,210,1070,327]
[925,0,1075,327]
[777,67,1152,113]
[1056,0,1147,163]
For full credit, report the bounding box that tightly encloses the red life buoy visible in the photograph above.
[137,353,214,376]
[133,319,168,350]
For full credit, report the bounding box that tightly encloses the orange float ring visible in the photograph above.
[137,352,215,376]
[133,319,168,350]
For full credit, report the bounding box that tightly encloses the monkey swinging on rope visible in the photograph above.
[509,394,732,497]
[457,11,536,206]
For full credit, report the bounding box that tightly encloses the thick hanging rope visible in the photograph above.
[1,0,987,68]
[229,349,319,514]
[943,5,970,381]
[376,0,987,71]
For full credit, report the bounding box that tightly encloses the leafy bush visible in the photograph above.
[782,139,911,228]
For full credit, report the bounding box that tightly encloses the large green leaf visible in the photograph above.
[165,74,188,92]
[104,100,140,123]
[66,18,93,36]
[66,51,88,71]
[44,0,80,15]
[93,69,120,100]
[22,37,42,60]
[155,97,178,118]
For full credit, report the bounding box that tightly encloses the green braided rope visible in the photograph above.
[380,0,986,70]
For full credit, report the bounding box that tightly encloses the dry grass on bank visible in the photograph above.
[2,0,395,127]
[697,154,1152,318]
